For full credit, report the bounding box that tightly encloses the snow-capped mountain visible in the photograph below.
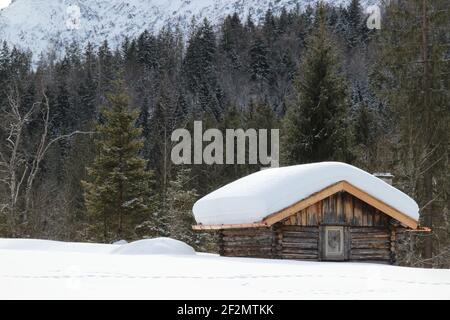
[0,0,376,58]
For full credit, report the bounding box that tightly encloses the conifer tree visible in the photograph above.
[278,7,291,34]
[371,0,450,266]
[352,102,377,169]
[0,42,11,106]
[183,18,217,93]
[136,97,150,140]
[345,0,365,48]
[183,18,221,118]
[221,13,246,70]
[249,36,270,82]
[78,66,97,125]
[76,43,98,125]
[263,9,277,45]
[354,103,373,149]
[166,168,198,245]
[82,86,153,241]
[283,5,353,164]
[97,40,116,98]
[52,59,73,135]
[137,30,157,69]
[246,100,278,134]
[245,13,256,33]
[221,13,244,54]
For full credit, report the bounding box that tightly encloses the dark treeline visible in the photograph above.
[0,1,448,267]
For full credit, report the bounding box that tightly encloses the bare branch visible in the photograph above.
[44,130,95,156]
[23,91,95,216]
[0,87,95,230]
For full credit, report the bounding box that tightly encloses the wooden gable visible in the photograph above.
[281,191,391,227]
[263,181,418,229]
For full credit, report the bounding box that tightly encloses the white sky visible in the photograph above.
[0,0,11,10]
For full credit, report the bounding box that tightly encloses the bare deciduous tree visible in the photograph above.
[0,89,92,236]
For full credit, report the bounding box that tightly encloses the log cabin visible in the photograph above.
[192,162,429,264]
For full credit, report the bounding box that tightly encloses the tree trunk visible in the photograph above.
[118,211,123,238]
[103,214,108,242]
[421,0,433,268]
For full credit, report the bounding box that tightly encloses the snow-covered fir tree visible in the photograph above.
[283,4,353,164]
[82,85,153,242]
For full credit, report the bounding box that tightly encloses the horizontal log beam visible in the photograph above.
[280,226,319,231]
[281,254,318,260]
[282,243,318,250]
[351,234,390,239]
[351,249,390,255]
[351,244,390,250]
[282,237,319,244]
[350,256,390,261]
[192,222,269,230]
[282,232,319,238]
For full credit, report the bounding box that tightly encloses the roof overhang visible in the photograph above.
[193,181,426,231]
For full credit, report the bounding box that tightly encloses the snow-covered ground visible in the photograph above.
[1,238,450,300]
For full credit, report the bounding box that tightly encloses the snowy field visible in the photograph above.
[1,238,450,300]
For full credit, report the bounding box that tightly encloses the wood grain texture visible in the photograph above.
[265,181,418,229]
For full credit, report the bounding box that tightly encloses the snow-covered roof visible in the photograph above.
[193,162,420,226]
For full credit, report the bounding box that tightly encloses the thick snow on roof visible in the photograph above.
[193,162,420,225]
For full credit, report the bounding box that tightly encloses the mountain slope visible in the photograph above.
[0,0,374,58]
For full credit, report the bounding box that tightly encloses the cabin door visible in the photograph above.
[321,226,346,261]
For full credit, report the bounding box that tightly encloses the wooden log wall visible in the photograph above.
[220,225,395,263]
[277,225,319,260]
[218,192,407,264]
[221,228,275,258]
[349,227,391,262]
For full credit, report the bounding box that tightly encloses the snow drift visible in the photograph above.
[111,238,196,255]
[193,162,420,225]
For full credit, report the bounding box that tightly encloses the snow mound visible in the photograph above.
[111,238,196,256]
[193,162,420,225]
